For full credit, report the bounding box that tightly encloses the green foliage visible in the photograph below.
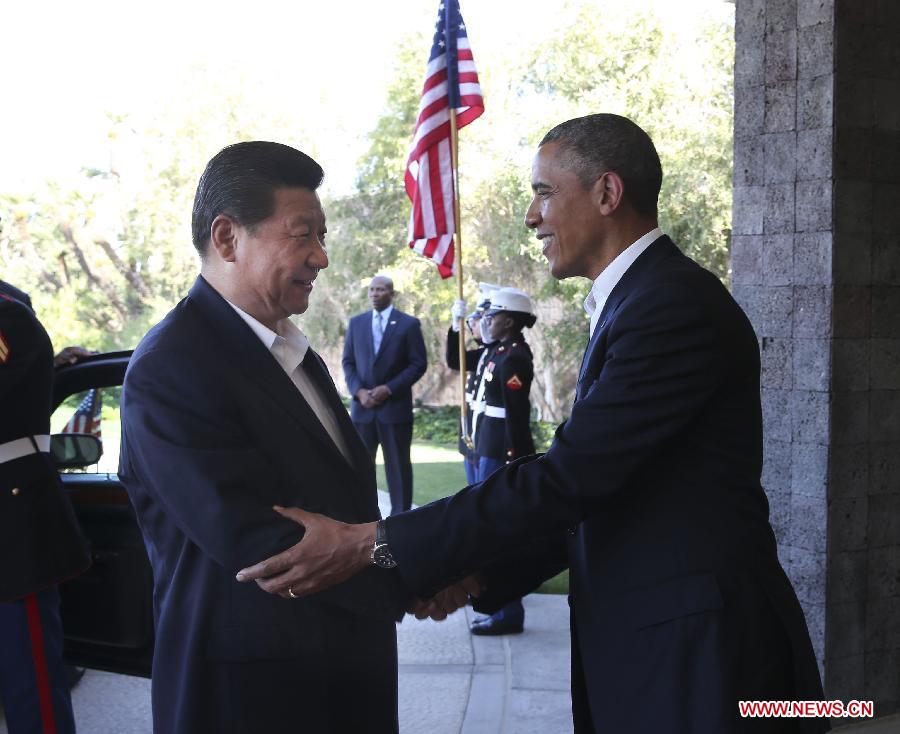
[537,571,570,596]
[316,1,734,419]
[531,419,558,453]
[519,3,735,281]
[0,3,734,422]
[412,405,461,445]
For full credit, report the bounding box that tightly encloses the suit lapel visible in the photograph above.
[302,351,372,472]
[188,277,354,469]
[575,236,679,401]
[576,304,620,401]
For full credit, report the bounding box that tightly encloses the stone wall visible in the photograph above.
[731,0,900,718]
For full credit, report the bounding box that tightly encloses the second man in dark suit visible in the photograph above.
[343,276,426,514]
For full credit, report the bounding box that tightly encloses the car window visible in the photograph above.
[50,387,121,474]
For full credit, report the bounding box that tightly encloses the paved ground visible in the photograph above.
[0,597,572,734]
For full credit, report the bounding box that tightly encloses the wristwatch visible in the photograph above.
[372,521,397,569]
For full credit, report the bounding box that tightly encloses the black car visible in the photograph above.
[52,350,153,678]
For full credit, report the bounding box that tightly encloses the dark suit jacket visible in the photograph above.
[342,309,427,424]
[385,238,827,733]
[0,284,90,601]
[119,277,408,734]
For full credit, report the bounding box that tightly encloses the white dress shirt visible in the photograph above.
[584,227,663,338]
[227,301,354,464]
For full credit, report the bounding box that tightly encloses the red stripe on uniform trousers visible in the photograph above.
[25,593,58,734]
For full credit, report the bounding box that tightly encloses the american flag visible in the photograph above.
[405,0,484,278]
[61,388,102,439]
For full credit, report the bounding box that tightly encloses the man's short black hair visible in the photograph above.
[540,114,663,218]
[191,141,324,257]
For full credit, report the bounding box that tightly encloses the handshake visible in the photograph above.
[235,506,483,622]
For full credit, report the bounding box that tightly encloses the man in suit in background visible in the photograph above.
[119,142,410,734]
[343,276,426,514]
[238,115,827,734]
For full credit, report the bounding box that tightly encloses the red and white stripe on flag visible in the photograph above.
[405,1,484,279]
[61,388,102,439]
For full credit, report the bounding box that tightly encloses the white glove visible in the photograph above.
[451,299,466,332]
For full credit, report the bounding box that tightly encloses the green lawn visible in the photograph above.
[376,441,569,595]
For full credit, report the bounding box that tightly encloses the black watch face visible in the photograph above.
[373,544,397,569]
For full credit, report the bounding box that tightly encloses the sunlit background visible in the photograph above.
[1,0,735,419]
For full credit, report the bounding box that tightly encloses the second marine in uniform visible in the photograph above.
[469,287,537,636]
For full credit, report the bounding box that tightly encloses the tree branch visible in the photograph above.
[58,224,129,320]
[95,238,152,300]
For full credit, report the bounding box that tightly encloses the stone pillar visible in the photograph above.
[731,0,900,717]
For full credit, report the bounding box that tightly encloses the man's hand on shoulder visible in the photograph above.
[236,506,376,598]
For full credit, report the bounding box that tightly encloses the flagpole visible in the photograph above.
[449,106,474,450]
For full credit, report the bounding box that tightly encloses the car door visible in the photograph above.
[51,350,153,678]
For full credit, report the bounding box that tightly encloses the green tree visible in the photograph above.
[0,3,734,424]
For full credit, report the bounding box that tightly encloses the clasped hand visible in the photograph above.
[356,385,391,409]
[236,506,482,621]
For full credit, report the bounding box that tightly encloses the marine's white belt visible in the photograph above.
[0,435,51,464]
[484,405,506,418]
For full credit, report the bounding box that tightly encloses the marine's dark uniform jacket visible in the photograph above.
[471,334,534,463]
[444,327,493,460]
[0,283,90,601]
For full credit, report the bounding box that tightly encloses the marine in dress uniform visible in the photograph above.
[0,281,91,734]
[445,285,500,485]
[468,287,537,636]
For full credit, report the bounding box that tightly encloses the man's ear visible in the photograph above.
[592,171,625,216]
[209,214,240,263]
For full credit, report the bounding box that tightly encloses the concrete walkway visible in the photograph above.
[0,595,573,734]
[398,595,572,734]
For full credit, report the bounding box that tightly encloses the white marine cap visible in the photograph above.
[485,287,535,316]
[477,282,502,305]
[472,281,503,314]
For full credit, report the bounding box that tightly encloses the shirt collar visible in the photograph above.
[226,300,310,371]
[373,304,394,324]
[584,227,663,335]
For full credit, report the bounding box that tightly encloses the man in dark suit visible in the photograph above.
[118,142,411,734]
[237,115,828,733]
[0,281,91,734]
[342,276,426,514]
